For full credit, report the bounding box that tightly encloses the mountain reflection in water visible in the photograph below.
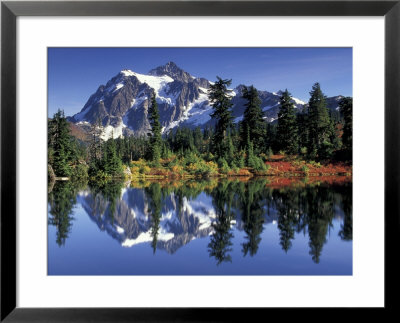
[48,178,352,275]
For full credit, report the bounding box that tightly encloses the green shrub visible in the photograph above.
[235,151,246,168]
[301,165,309,175]
[319,141,334,160]
[166,156,178,167]
[248,155,267,171]
[309,160,322,168]
[218,158,231,174]
[183,152,201,166]
[203,152,215,162]
[139,165,151,174]
[70,163,88,180]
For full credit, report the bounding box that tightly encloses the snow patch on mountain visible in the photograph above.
[101,122,127,140]
[122,69,174,95]
[113,83,124,92]
[163,90,211,132]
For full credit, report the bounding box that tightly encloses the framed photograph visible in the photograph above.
[1,0,399,321]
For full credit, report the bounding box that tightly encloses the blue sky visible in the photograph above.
[48,47,352,117]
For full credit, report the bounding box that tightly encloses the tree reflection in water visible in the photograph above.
[48,178,352,264]
[88,180,124,223]
[238,180,267,257]
[208,181,235,265]
[48,180,82,246]
[145,183,162,254]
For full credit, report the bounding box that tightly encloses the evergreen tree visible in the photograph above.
[193,127,204,153]
[339,97,353,152]
[306,83,333,159]
[48,109,74,177]
[148,92,162,164]
[296,110,309,155]
[103,136,123,176]
[265,123,276,152]
[208,77,234,160]
[246,130,254,166]
[277,89,298,155]
[88,118,104,176]
[240,85,265,153]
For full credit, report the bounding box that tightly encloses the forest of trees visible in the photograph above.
[48,80,352,181]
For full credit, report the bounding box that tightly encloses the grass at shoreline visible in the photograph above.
[126,154,352,180]
[51,154,352,183]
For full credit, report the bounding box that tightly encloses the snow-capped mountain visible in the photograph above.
[68,61,342,140]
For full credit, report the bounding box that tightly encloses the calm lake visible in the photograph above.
[48,177,352,275]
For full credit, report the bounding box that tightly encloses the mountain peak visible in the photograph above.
[165,61,179,68]
[148,61,193,82]
[149,61,181,74]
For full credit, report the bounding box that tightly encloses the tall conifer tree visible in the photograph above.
[148,92,162,163]
[240,85,265,153]
[103,135,123,176]
[307,83,332,159]
[277,89,298,155]
[339,97,353,151]
[208,77,234,160]
[48,109,73,177]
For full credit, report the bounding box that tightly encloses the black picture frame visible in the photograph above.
[1,0,399,321]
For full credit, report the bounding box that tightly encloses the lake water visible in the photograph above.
[48,177,352,275]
